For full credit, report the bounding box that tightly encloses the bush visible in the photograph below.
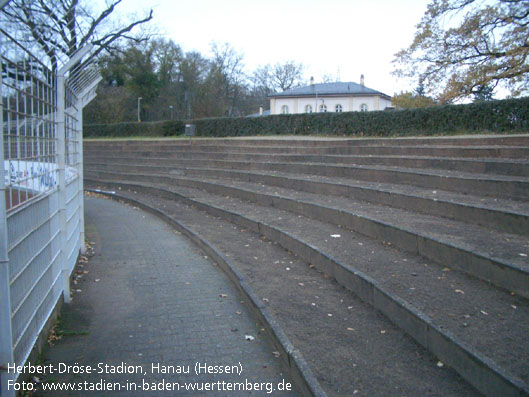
[84,97,529,138]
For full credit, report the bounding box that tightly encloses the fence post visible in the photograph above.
[0,65,15,397]
[78,107,86,254]
[56,74,71,304]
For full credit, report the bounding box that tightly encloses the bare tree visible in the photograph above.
[271,61,304,91]
[252,61,304,94]
[208,42,246,116]
[1,0,153,70]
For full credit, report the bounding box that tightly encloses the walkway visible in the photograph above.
[39,195,295,396]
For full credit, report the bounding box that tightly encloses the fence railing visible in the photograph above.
[0,23,100,397]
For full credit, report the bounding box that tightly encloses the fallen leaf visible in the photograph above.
[347,327,355,331]
[511,305,517,309]
[437,361,444,368]
[235,311,241,315]
[380,330,386,334]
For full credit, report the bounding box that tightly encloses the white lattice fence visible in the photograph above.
[0,22,100,397]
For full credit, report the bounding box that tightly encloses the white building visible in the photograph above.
[269,76,392,115]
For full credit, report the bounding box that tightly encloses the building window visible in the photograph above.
[335,104,343,112]
[360,103,368,112]
[319,104,327,113]
[305,105,312,113]
[281,105,289,114]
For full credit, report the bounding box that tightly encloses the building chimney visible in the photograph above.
[310,76,315,86]
[360,74,365,86]
[259,105,263,116]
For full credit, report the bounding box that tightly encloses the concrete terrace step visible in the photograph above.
[84,169,529,298]
[85,143,529,158]
[85,178,529,397]
[84,168,529,235]
[85,133,529,147]
[84,153,529,177]
[83,135,529,396]
[84,160,529,201]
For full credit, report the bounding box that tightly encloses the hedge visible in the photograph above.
[84,97,529,138]
[84,120,186,137]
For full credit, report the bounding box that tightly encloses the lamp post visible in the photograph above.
[137,97,142,122]
[169,105,173,120]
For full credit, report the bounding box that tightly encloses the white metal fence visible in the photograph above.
[0,21,100,397]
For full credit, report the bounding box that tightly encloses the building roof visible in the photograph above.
[268,81,390,99]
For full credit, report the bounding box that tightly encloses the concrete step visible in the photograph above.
[84,160,529,201]
[85,178,529,397]
[84,153,529,177]
[84,143,529,158]
[84,169,529,298]
[85,133,529,148]
[84,167,529,235]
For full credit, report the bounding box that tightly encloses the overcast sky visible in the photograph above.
[111,0,430,96]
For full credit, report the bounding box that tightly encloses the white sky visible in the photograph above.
[112,0,430,96]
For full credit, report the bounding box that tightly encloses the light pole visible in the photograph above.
[169,105,173,120]
[137,97,142,122]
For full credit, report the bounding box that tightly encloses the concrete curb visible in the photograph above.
[86,189,327,397]
[86,180,529,397]
[85,172,529,297]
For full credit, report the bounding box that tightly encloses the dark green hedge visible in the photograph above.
[84,120,185,137]
[84,97,529,138]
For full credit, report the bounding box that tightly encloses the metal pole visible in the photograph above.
[56,74,71,304]
[77,105,85,254]
[0,49,16,397]
[137,97,142,122]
